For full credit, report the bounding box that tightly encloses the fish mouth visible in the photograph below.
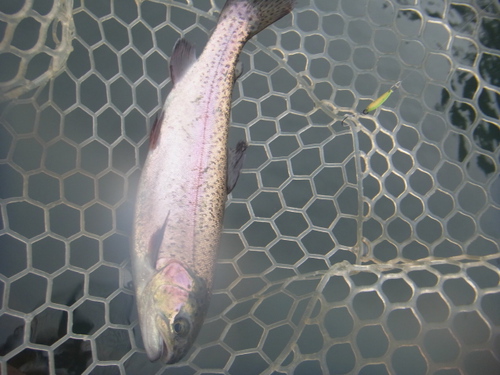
[161,335,185,364]
[143,326,164,362]
[161,340,175,364]
[158,314,180,364]
[164,346,191,365]
[143,330,178,364]
[160,324,192,364]
[143,312,175,363]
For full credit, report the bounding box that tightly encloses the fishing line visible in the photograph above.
[337,3,493,261]
[340,2,490,126]
[346,118,367,261]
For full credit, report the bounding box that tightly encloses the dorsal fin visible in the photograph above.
[149,110,164,150]
[169,39,197,86]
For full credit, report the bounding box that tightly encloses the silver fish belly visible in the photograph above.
[131,0,294,364]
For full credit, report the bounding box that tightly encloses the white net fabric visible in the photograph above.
[0,0,499,374]
[0,0,75,103]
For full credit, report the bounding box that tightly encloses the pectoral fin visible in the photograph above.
[149,110,165,150]
[170,39,197,86]
[227,141,248,194]
[149,212,169,269]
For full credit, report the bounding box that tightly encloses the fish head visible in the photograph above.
[139,261,209,364]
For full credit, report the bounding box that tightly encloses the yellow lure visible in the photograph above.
[362,81,401,114]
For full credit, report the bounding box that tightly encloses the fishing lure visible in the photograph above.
[341,81,401,126]
[362,81,401,114]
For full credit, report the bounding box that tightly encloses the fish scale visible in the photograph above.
[131,0,294,364]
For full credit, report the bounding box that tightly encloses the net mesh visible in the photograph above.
[0,0,75,103]
[0,0,499,374]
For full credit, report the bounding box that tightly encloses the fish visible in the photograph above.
[131,0,294,364]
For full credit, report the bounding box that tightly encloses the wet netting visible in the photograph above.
[1,0,499,374]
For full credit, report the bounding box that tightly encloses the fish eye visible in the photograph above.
[173,317,190,337]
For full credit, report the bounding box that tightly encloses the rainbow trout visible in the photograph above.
[132,0,294,364]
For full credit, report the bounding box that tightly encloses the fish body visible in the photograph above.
[132,0,294,364]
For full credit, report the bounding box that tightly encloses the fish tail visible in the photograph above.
[219,0,295,39]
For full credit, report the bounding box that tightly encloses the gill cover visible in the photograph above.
[139,261,209,363]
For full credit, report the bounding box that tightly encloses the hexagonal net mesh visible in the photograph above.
[0,0,75,103]
[0,0,499,374]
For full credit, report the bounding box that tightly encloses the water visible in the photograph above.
[0,0,499,374]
